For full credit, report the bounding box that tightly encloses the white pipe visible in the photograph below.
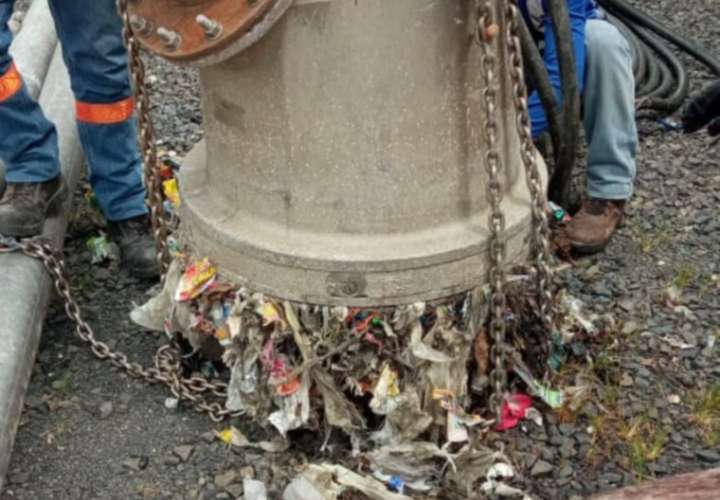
[9,0,58,99]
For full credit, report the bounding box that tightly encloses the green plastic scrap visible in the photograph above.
[86,234,113,264]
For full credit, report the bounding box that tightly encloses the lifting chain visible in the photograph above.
[506,1,556,334]
[117,0,171,279]
[475,1,508,419]
[475,0,556,417]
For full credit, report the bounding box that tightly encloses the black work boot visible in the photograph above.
[0,176,67,237]
[107,214,160,280]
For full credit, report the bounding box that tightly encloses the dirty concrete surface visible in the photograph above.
[1,0,719,499]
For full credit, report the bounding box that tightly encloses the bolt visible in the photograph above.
[129,15,153,35]
[157,27,182,50]
[196,14,223,39]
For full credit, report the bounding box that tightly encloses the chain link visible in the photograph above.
[117,0,171,279]
[505,2,555,332]
[476,1,508,418]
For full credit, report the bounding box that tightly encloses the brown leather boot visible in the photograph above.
[0,176,67,237]
[565,198,625,254]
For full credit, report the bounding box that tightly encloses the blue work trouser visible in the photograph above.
[0,0,146,221]
[583,20,637,200]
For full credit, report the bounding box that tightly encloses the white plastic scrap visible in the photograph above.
[244,479,268,500]
[480,462,534,499]
[268,372,311,436]
[282,464,412,500]
[130,259,183,331]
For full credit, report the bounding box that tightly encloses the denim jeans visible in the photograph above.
[0,0,146,221]
[583,20,637,200]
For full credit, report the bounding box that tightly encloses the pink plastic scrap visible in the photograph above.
[495,393,533,431]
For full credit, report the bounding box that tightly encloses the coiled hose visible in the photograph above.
[599,0,720,114]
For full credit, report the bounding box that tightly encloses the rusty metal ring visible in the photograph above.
[127,0,293,67]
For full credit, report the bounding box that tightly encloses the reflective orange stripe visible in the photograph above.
[76,97,135,124]
[0,63,22,103]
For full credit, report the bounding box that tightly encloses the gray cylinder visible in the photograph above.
[9,0,58,99]
[179,0,545,306]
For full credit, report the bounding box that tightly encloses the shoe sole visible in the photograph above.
[569,240,609,254]
[0,178,69,238]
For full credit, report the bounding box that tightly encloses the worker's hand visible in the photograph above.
[682,80,720,136]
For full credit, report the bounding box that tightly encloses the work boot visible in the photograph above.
[0,176,67,237]
[564,198,625,254]
[108,215,160,280]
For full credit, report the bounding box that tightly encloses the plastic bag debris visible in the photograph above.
[243,479,268,500]
[433,389,491,442]
[162,178,180,208]
[268,371,311,436]
[86,234,115,264]
[175,258,217,302]
[370,364,401,414]
[313,368,365,431]
[283,464,412,500]
[481,461,532,500]
[215,426,288,453]
[130,259,183,331]
[495,394,533,431]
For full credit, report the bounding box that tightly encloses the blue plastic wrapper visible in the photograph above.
[388,475,405,493]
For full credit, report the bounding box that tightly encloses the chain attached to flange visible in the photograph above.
[476,1,508,419]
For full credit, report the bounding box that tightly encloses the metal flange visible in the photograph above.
[127,0,293,66]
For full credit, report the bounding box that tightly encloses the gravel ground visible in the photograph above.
[2,1,719,499]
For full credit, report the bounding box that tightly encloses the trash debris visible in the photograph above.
[283,463,412,500]
[243,479,268,500]
[86,234,115,264]
[162,178,181,208]
[175,258,217,302]
[215,426,288,453]
[660,335,696,350]
[496,394,533,431]
[131,259,183,331]
[667,394,681,405]
[132,255,568,495]
[548,201,572,223]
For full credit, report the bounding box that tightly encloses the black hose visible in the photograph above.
[638,41,662,97]
[607,13,681,110]
[546,0,581,206]
[518,16,565,174]
[647,55,674,100]
[622,18,689,112]
[598,0,720,76]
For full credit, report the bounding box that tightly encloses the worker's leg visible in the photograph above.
[0,0,65,237]
[564,20,637,253]
[47,0,147,223]
[583,19,637,201]
[48,0,158,278]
